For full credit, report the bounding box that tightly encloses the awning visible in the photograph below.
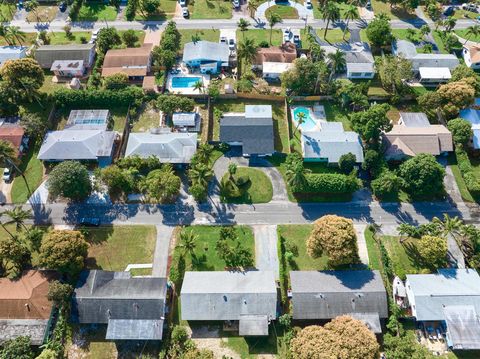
[348,313,382,334]
[444,306,480,350]
[239,315,269,336]
[106,319,164,340]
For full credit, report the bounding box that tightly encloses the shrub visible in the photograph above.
[338,152,357,174]
[304,173,360,194]
[456,146,480,195]
[53,86,144,108]
[371,170,401,199]
[235,175,250,186]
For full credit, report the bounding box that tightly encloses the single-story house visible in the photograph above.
[290,270,388,333]
[460,98,480,149]
[383,112,453,160]
[252,44,297,80]
[0,270,59,345]
[182,41,230,74]
[405,269,480,350]
[35,43,96,69]
[72,270,168,341]
[172,112,201,132]
[393,40,459,82]
[102,44,153,81]
[50,60,85,78]
[301,122,364,164]
[463,44,480,70]
[220,105,274,157]
[125,131,197,164]
[323,42,375,79]
[0,124,28,157]
[180,271,277,336]
[0,46,27,66]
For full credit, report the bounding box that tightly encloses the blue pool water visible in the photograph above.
[292,107,318,132]
[171,76,202,88]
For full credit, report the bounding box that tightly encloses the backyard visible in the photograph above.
[55,106,129,132]
[212,99,289,153]
[11,142,44,204]
[72,1,118,21]
[188,0,232,19]
[84,225,157,273]
[220,167,273,204]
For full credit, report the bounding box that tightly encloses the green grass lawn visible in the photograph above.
[221,167,273,204]
[132,101,160,132]
[213,99,289,153]
[391,29,424,43]
[26,5,58,22]
[178,29,220,51]
[266,4,299,19]
[170,225,255,274]
[237,29,283,47]
[0,4,16,21]
[55,106,128,132]
[386,101,423,124]
[364,226,381,271]
[455,29,480,42]
[134,2,174,20]
[188,0,232,19]
[432,30,461,54]
[11,142,44,204]
[312,0,352,19]
[449,156,475,202]
[371,0,417,20]
[451,9,478,20]
[301,28,349,45]
[39,73,69,94]
[73,2,118,21]
[223,327,286,358]
[0,32,38,46]
[48,31,92,45]
[84,225,157,272]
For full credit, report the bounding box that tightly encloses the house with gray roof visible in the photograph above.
[182,41,230,74]
[125,131,197,164]
[220,105,274,156]
[180,271,277,336]
[324,42,375,79]
[405,269,480,350]
[72,270,168,341]
[0,46,27,66]
[290,270,388,333]
[301,122,364,164]
[35,43,96,69]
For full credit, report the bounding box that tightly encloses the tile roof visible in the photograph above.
[253,43,297,65]
[0,125,24,152]
[102,44,152,77]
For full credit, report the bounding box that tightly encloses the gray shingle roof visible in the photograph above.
[182,41,230,63]
[406,269,480,321]
[180,271,277,321]
[238,315,269,336]
[105,319,164,340]
[0,319,49,345]
[290,270,388,320]
[393,40,459,71]
[399,112,430,127]
[72,270,167,327]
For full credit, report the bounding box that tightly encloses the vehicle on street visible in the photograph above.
[2,168,12,183]
[79,218,101,227]
[182,7,189,17]
[89,28,101,44]
[462,3,478,12]
[233,0,240,8]
[229,38,236,50]
[365,0,371,9]
[59,2,67,12]
[443,6,455,16]
[179,0,187,6]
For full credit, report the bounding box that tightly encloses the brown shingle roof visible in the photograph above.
[253,43,297,65]
[101,44,152,77]
[0,126,24,153]
[0,270,58,320]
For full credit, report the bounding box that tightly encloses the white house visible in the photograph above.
[463,44,480,69]
[0,46,27,66]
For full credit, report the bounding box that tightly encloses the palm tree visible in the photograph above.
[6,26,26,45]
[192,80,204,93]
[293,111,306,136]
[444,16,456,32]
[4,207,32,232]
[343,4,359,40]
[465,25,480,44]
[179,229,198,260]
[327,49,346,81]
[310,43,326,62]
[322,3,340,39]
[285,161,311,190]
[247,0,260,19]
[420,24,431,39]
[0,24,12,45]
[267,12,282,45]
[189,163,214,189]
[0,213,15,239]
[0,140,32,199]
[422,43,433,53]
[195,143,214,164]
[237,37,258,73]
[191,34,201,44]
[432,214,462,239]
[238,18,250,39]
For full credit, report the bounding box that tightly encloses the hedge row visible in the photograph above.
[300,173,361,194]
[456,146,480,195]
[53,86,144,108]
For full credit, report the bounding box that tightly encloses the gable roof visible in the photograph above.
[399,112,430,127]
[102,44,152,77]
[290,270,388,321]
[182,41,230,63]
[35,43,95,68]
[38,130,115,161]
[253,43,297,65]
[0,125,24,152]
[125,132,197,163]
[393,40,459,71]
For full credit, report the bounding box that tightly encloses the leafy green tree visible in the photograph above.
[448,118,473,145]
[417,235,447,268]
[0,336,34,359]
[338,153,356,174]
[141,0,160,15]
[35,349,57,359]
[450,64,480,94]
[140,164,181,203]
[366,15,392,47]
[193,143,214,165]
[350,103,391,144]
[20,112,48,139]
[121,29,139,47]
[96,28,122,54]
[24,227,43,252]
[0,237,30,278]
[398,154,445,197]
[375,55,413,96]
[104,73,129,90]
[99,165,135,198]
[362,149,385,177]
[47,280,74,306]
[157,95,195,115]
[38,230,88,275]
[47,161,92,201]
[384,333,433,359]
[371,170,401,199]
[0,58,44,103]
[281,57,329,95]
[215,226,254,268]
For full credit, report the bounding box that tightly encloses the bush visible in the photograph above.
[371,170,401,199]
[235,175,250,186]
[103,73,129,90]
[338,152,356,174]
[47,161,92,201]
[125,0,137,20]
[456,146,480,195]
[304,173,360,194]
[54,86,144,108]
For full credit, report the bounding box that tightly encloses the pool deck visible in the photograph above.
[291,105,326,132]
[167,73,210,95]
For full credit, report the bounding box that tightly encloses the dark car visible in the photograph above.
[79,218,100,226]
[59,2,67,12]
[443,6,455,16]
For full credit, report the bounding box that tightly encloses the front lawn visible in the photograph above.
[170,225,255,275]
[48,31,92,45]
[455,29,480,42]
[11,142,44,204]
[188,0,232,19]
[178,29,220,51]
[0,32,38,46]
[371,0,417,20]
[0,4,16,21]
[238,29,283,47]
[221,167,273,204]
[73,2,118,21]
[266,4,299,19]
[134,1,175,20]
[84,225,157,272]
[301,28,349,45]
[26,5,58,22]
[312,0,352,19]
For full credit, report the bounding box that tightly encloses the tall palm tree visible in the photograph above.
[293,111,306,136]
[179,229,198,260]
[310,43,326,62]
[444,16,456,32]
[419,24,431,39]
[432,214,462,239]
[343,4,359,40]
[237,18,250,39]
[189,163,214,189]
[322,3,340,39]
[237,37,258,73]
[0,140,32,200]
[285,161,311,190]
[247,0,260,19]
[267,12,282,45]
[327,49,346,81]
[0,213,15,239]
[465,25,480,44]
[195,143,213,164]
[4,207,32,232]
[0,24,12,45]
[192,80,204,93]
[6,26,26,45]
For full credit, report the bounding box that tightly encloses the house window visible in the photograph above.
[350,72,362,77]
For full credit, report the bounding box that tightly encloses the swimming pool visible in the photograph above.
[171,76,202,88]
[292,107,318,132]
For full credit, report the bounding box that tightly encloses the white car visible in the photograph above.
[283,27,291,42]
[182,7,189,17]
[220,36,227,45]
[462,3,478,12]
[179,0,187,7]
[89,28,101,43]
[2,168,12,183]
[229,38,236,50]
[304,0,312,9]
[233,0,240,8]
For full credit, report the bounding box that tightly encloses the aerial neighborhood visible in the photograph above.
[3,0,480,358]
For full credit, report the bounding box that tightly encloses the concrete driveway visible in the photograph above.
[253,225,279,279]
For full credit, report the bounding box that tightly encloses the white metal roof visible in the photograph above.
[419,67,451,80]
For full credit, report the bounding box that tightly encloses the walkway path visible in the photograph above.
[447,234,466,269]
[354,224,369,265]
[253,225,280,279]
[445,165,465,205]
[152,225,174,277]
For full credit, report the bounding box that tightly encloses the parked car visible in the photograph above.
[182,7,189,17]
[304,0,312,9]
[443,5,455,15]
[462,3,478,12]
[293,34,300,47]
[283,28,291,42]
[179,0,187,6]
[89,28,101,44]
[229,38,236,50]
[233,0,240,8]
[2,168,12,183]
[58,2,67,12]
[365,0,372,9]
[17,0,23,9]
[79,218,100,227]
[220,36,227,45]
